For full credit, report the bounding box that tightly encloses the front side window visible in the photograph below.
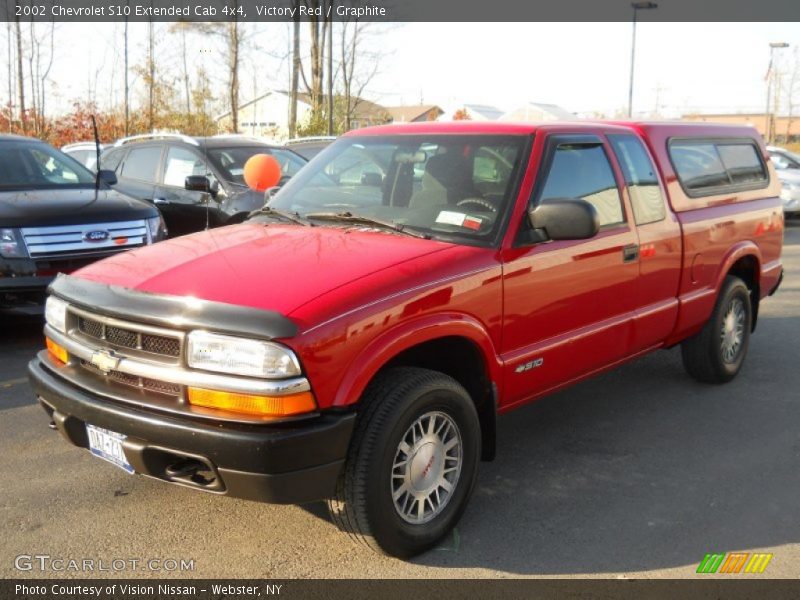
[669,139,767,196]
[608,134,666,225]
[162,147,207,187]
[120,146,162,182]
[269,134,528,246]
[0,141,96,190]
[538,143,625,227]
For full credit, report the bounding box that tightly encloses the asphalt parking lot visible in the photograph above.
[1,222,799,579]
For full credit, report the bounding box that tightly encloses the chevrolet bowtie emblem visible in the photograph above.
[90,350,120,374]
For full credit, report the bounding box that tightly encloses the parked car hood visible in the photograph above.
[0,188,157,227]
[72,223,456,317]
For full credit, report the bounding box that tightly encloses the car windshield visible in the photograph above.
[268,134,528,246]
[772,150,800,170]
[0,141,97,191]
[207,146,306,186]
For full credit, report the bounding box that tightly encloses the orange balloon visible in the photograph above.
[243,154,282,192]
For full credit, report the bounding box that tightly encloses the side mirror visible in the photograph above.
[528,198,600,241]
[185,175,218,197]
[97,169,117,186]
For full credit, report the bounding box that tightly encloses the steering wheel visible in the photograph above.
[456,198,497,213]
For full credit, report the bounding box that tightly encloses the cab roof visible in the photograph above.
[345,119,763,139]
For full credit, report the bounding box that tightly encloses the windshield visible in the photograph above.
[207,146,306,186]
[269,134,527,246]
[0,141,98,191]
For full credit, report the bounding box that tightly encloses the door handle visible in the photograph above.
[153,197,168,204]
[622,244,639,263]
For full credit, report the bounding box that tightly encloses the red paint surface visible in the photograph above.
[72,121,784,412]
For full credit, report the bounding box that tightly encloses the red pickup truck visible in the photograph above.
[29,121,783,557]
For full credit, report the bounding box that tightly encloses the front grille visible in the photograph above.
[80,360,182,397]
[21,220,148,258]
[78,316,181,358]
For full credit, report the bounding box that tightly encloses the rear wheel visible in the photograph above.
[328,367,480,558]
[681,275,752,384]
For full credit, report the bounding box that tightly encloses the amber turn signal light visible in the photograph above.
[46,337,68,364]
[187,387,316,418]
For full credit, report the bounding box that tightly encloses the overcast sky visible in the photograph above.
[2,21,798,119]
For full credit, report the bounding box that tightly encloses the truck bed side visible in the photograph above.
[633,122,784,344]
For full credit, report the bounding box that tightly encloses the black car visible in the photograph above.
[100,134,308,237]
[0,134,166,315]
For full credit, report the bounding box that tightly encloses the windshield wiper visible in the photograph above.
[304,212,430,239]
[251,206,312,226]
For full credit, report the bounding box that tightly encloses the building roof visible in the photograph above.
[216,90,389,122]
[462,104,504,120]
[383,105,444,123]
[500,102,576,122]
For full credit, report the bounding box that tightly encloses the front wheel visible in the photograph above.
[328,367,481,558]
[681,275,752,384]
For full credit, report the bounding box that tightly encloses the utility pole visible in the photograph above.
[765,42,789,144]
[628,2,657,118]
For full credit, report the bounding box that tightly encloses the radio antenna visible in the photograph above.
[91,114,101,188]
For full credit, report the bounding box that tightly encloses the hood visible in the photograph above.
[0,188,157,227]
[73,223,455,315]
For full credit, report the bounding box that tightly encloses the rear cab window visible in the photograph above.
[668,138,768,198]
[608,134,666,225]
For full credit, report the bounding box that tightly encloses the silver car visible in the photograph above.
[767,146,800,216]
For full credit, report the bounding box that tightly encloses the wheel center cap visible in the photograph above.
[409,442,441,491]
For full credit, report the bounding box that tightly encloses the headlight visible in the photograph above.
[45,296,69,334]
[187,331,301,378]
[146,214,167,242]
[0,228,27,258]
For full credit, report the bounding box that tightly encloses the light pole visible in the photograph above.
[765,42,789,144]
[628,1,658,118]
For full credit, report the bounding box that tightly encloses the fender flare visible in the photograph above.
[713,241,762,294]
[331,312,502,409]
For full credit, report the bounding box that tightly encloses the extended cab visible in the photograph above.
[29,121,783,558]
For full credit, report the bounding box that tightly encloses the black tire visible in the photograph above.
[681,275,752,384]
[328,367,481,558]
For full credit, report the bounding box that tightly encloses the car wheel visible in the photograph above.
[328,366,481,558]
[681,275,752,384]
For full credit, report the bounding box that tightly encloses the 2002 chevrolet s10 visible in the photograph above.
[29,121,783,557]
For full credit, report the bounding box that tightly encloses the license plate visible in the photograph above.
[86,424,134,474]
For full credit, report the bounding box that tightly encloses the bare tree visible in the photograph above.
[169,22,196,114]
[124,18,129,135]
[289,14,300,138]
[227,19,241,131]
[781,48,800,142]
[6,21,13,121]
[339,20,381,131]
[14,15,25,132]
[197,13,245,133]
[148,21,155,130]
[297,0,330,121]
